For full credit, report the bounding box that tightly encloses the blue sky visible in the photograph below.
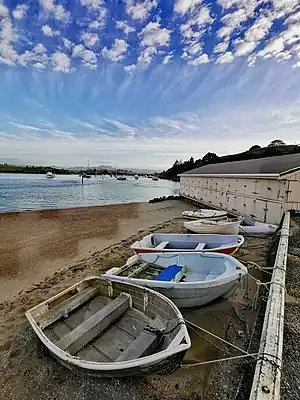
[1,0,300,169]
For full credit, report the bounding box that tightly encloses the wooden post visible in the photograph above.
[249,211,290,400]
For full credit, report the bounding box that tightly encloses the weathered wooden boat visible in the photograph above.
[239,220,279,236]
[182,209,227,220]
[184,219,241,234]
[25,277,190,377]
[131,233,244,255]
[103,252,247,308]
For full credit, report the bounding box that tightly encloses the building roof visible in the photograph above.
[181,153,300,177]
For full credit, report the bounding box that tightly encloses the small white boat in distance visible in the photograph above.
[182,209,227,221]
[239,220,278,237]
[131,233,244,255]
[103,252,247,308]
[25,276,190,378]
[184,219,241,234]
[46,171,55,179]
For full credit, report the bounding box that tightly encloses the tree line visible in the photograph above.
[159,140,300,181]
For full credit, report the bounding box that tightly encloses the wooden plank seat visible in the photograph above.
[39,286,99,330]
[195,242,206,250]
[116,326,163,362]
[155,241,169,250]
[56,293,131,355]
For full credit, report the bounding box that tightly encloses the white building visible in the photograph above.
[179,153,300,224]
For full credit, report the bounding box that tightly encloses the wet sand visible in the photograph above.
[0,200,191,303]
[0,201,273,400]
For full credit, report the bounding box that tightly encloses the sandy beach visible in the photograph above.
[0,200,190,303]
[0,200,271,400]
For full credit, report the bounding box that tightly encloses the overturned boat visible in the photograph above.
[103,252,247,308]
[26,277,190,378]
[131,233,244,255]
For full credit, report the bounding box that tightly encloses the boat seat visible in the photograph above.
[154,265,184,282]
[195,242,206,250]
[155,241,169,250]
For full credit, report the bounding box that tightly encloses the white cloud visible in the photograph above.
[39,0,69,21]
[124,64,137,73]
[125,0,157,21]
[34,43,46,54]
[82,32,99,47]
[80,0,103,9]
[34,62,47,70]
[214,42,228,53]
[116,20,135,35]
[72,45,97,66]
[12,4,27,20]
[258,37,285,59]
[217,51,235,64]
[102,39,128,62]
[187,42,203,55]
[138,45,157,65]
[42,25,55,37]
[174,0,202,15]
[0,2,9,17]
[179,6,213,45]
[89,20,102,29]
[162,54,173,64]
[188,53,209,66]
[244,17,272,42]
[51,51,71,72]
[140,22,170,47]
[235,40,257,57]
[62,37,73,50]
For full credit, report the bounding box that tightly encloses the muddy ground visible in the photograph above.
[0,202,273,400]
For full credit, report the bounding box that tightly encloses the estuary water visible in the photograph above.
[0,173,179,212]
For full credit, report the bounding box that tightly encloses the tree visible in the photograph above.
[268,139,286,147]
[249,145,261,151]
[202,152,219,164]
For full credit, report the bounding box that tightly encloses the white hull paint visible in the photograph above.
[104,252,247,308]
[184,219,241,234]
[131,233,244,255]
[182,209,227,221]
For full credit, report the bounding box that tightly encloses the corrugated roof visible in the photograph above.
[181,153,300,176]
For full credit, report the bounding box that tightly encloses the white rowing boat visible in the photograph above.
[103,252,247,308]
[26,277,190,377]
[239,220,278,236]
[184,219,241,235]
[182,209,227,220]
[131,233,244,255]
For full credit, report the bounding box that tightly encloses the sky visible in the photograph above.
[1,1,300,169]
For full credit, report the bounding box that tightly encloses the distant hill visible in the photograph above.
[159,141,300,181]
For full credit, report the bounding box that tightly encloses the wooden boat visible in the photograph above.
[182,209,227,221]
[25,277,190,378]
[103,252,247,308]
[184,219,241,234]
[239,220,278,236]
[131,233,244,255]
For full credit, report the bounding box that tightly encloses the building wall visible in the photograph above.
[180,174,300,224]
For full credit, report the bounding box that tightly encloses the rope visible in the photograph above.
[185,319,249,356]
[181,352,259,369]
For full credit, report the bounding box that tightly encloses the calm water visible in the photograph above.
[0,174,179,212]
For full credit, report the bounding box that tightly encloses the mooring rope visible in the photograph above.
[181,352,259,369]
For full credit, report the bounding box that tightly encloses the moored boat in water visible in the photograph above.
[25,276,190,378]
[131,233,244,255]
[103,252,247,308]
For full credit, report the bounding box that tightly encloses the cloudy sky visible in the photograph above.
[1,0,300,169]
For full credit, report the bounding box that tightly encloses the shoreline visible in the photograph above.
[0,200,192,303]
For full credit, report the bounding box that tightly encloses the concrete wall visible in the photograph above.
[180,174,300,224]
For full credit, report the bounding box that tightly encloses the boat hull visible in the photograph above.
[133,245,239,255]
[184,221,241,235]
